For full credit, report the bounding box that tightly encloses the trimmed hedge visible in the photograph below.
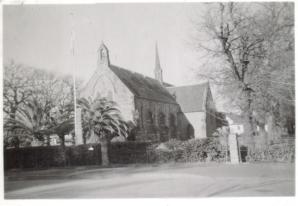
[4,144,102,170]
[109,142,150,164]
[4,142,152,170]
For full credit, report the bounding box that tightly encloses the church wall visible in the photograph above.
[80,67,135,122]
[206,108,217,137]
[205,87,218,137]
[134,97,189,142]
[184,112,207,139]
[76,64,135,144]
[177,112,194,140]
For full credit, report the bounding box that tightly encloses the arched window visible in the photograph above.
[158,112,168,142]
[169,114,177,139]
[146,111,154,125]
[169,114,176,127]
[158,112,166,126]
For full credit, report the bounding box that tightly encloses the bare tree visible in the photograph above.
[192,2,294,147]
[3,61,35,119]
[4,62,76,147]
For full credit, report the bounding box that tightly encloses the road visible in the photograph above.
[5,162,295,198]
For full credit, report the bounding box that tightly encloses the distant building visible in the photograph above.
[75,42,218,143]
[226,113,246,136]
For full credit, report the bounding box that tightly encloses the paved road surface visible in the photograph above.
[5,163,295,198]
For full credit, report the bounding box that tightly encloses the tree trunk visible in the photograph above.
[59,134,65,148]
[258,123,268,148]
[59,134,67,166]
[244,90,256,151]
[267,114,279,142]
[100,137,109,166]
[13,136,20,149]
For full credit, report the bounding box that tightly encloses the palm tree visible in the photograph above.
[4,99,50,147]
[78,97,128,166]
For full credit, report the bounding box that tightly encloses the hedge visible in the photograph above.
[4,142,152,170]
[7,137,292,170]
[147,138,228,163]
[109,142,150,164]
[246,143,295,162]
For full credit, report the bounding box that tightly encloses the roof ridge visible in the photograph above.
[167,82,208,88]
[110,64,173,86]
[110,64,151,78]
[109,64,177,104]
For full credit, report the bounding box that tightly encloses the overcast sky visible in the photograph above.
[3,3,208,86]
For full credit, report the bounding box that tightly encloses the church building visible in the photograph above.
[75,42,217,144]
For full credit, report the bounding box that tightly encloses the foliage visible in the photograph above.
[148,138,228,163]
[47,102,74,146]
[78,97,128,142]
[4,99,50,145]
[4,142,152,170]
[246,143,295,162]
[3,61,35,118]
[78,97,129,165]
[192,2,294,144]
[3,62,76,148]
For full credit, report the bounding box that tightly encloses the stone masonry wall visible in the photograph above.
[134,98,191,142]
[75,64,135,144]
[80,66,135,122]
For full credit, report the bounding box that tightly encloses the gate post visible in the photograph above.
[229,134,240,164]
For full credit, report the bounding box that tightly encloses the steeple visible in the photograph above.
[155,42,163,83]
[98,41,110,67]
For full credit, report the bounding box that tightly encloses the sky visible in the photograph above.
[3,3,208,86]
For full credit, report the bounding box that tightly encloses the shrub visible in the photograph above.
[109,141,150,164]
[4,142,150,170]
[180,138,227,162]
[148,138,228,163]
[246,143,295,162]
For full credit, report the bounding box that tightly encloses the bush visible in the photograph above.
[109,141,150,164]
[246,143,295,162]
[180,138,227,162]
[67,144,102,165]
[148,138,228,163]
[4,138,228,170]
[4,142,152,170]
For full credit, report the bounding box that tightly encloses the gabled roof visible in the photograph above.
[167,83,209,112]
[109,64,177,104]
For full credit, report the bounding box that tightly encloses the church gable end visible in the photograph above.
[80,43,135,122]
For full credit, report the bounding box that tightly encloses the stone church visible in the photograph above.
[75,42,217,144]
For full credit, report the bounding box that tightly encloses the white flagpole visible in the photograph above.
[70,12,78,144]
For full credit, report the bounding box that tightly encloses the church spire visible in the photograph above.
[155,42,163,83]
